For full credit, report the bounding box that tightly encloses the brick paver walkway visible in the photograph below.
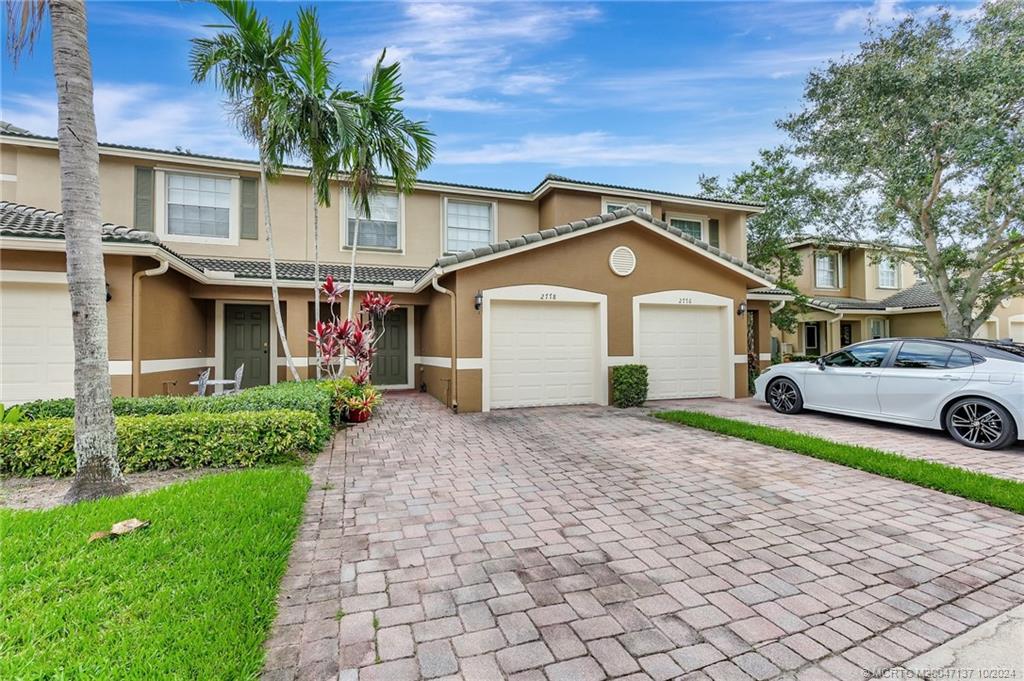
[651,398,1024,483]
[264,393,1024,681]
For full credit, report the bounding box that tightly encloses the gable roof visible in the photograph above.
[434,204,777,287]
[0,125,760,211]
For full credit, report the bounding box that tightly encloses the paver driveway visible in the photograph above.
[264,393,1024,681]
[653,398,1024,483]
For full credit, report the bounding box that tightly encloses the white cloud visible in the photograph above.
[436,131,773,167]
[835,0,909,31]
[1,82,251,158]
[336,2,600,114]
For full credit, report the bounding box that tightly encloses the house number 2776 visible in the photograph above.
[540,293,557,300]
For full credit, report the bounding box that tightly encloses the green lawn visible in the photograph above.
[0,468,310,679]
[655,410,1024,515]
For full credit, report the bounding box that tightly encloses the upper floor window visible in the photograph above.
[815,251,841,289]
[877,256,899,289]
[345,191,401,250]
[445,199,494,253]
[667,213,705,241]
[602,197,651,214]
[167,173,232,239]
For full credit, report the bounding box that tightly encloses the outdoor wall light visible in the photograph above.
[106,282,112,303]
[474,292,483,311]
[737,302,747,316]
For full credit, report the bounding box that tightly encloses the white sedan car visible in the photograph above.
[754,338,1024,450]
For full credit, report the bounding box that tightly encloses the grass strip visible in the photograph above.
[0,467,310,679]
[655,410,1024,515]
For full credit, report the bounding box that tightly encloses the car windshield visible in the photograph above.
[822,341,895,368]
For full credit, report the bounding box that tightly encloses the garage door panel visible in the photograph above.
[638,304,725,400]
[1,282,76,403]
[489,300,599,409]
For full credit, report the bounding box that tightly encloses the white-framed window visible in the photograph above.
[814,251,841,289]
[666,212,706,241]
[868,318,890,339]
[155,169,239,245]
[343,190,402,251]
[877,256,899,289]
[444,198,495,253]
[804,323,819,350]
[602,196,651,214]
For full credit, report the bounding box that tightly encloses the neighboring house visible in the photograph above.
[775,239,1024,357]
[0,125,789,410]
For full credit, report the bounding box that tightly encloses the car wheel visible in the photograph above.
[945,398,1017,450]
[767,378,803,415]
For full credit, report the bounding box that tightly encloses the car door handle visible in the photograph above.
[861,371,875,377]
[938,374,962,381]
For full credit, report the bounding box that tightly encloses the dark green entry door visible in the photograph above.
[224,304,270,388]
[372,307,407,386]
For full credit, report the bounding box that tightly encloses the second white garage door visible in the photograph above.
[1,281,76,404]
[489,300,599,409]
[638,304,725,400]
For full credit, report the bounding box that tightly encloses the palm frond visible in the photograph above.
[5,0,47,64]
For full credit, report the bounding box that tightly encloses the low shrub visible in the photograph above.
[20,381,333,432]
[784,354,816,363]
[0,409,325,478]
[611,364,649,408]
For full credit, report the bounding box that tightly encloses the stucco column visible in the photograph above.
[283,290,311,381]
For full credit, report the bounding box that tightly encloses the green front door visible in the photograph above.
[224,304,270,388]
[371,307,408,386]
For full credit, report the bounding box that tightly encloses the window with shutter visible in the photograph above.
[708,219,720,248]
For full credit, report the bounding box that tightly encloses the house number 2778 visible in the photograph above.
[540,293,557,300]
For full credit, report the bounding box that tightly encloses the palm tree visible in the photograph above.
[343,51,435,321]
[280,7,354,379]
[6,0,129,502]
[190,0,301,382]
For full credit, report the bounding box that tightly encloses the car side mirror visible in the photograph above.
[816,357,826,371]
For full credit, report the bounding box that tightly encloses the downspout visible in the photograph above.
[770,301,786,314]
[431,274,458,413]
[132,258,169,396]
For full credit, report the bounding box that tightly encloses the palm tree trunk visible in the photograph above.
[312,194,321,379]
[259,150,300,382]
[340,217,360,374]
[52,0,128,503]
[347,217,360,320]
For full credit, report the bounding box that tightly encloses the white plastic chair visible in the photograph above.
[195,368,211,396]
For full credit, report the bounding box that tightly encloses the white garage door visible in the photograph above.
[1011,321,1024,343]
[489,300,599,409]
[638,304,724,400]
[1,282,75,403]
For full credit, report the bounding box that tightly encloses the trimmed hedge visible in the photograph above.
[20,381,333,428]
[611,364,649,408]
[0,410,326,478]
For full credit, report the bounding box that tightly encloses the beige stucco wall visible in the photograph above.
[890,311,945,337]
[5,139,759,275]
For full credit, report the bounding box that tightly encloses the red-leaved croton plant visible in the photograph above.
[307,275,395,383]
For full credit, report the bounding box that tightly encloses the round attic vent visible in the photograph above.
[609,246,636,276]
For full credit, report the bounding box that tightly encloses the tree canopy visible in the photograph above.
[781,1,1024,337]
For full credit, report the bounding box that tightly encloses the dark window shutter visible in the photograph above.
[240,177,259,239]
[133,167,154,231]
[708,218,720,248]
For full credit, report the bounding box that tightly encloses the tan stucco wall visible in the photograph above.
[989,297,1024,341]
[890,311,946,337]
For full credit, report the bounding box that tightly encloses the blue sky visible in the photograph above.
[1,0,977,193]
